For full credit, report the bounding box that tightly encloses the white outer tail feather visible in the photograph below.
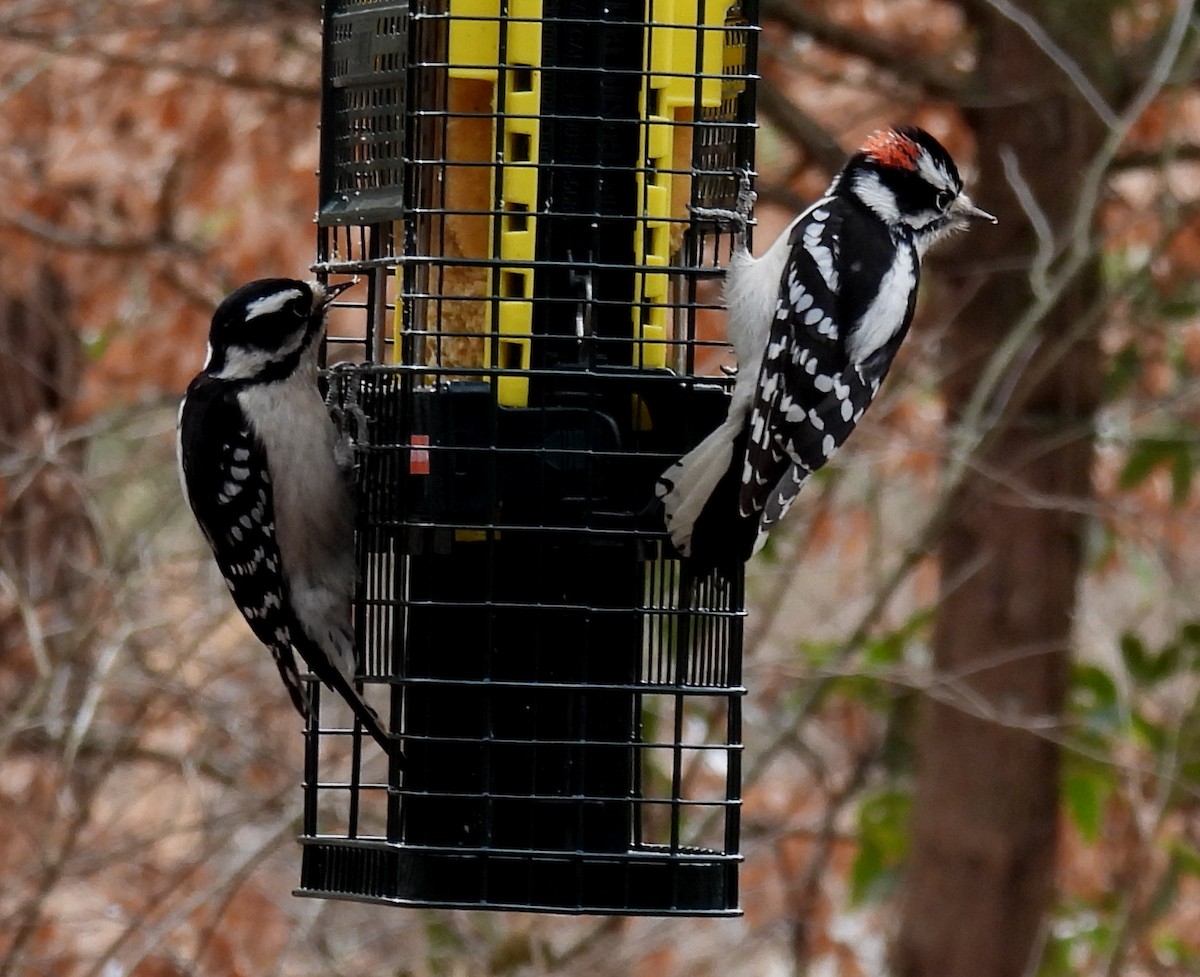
[658,203,822,560]
[659,413,742,557]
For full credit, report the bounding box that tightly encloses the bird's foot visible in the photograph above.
[325,362,370,476]
[689,168,756,236]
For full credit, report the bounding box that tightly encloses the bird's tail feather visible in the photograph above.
[316,666,400,761]
[657,419,740,557]
[313,624,402,761]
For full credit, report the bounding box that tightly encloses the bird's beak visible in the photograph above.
[316,278,359,307]
[953,194,997,224]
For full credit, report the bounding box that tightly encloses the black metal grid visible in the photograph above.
[300,0,758,916]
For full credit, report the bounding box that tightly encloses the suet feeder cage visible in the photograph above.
[298,0,758,915]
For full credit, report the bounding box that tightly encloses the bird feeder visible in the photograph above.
[297,0,757,915]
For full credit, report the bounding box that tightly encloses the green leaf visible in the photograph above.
[1036,906,1106,977]
[1160,297,1200,320]
[1171,446,1195,504]
[1062,770,1108,842]
[1168,839,1200,878]
[1118,438,1195,506]
[1148,643,1181,683]
[82,325,117,362]
[1069,663,1119,732]
[849,835,885,907]
[1131,708,1167,753]
[1120,632,1149,677]
[797,638,840,668]
[1102,342,1141,400]
[1117,441,1160,491]
[850,789,911,905]
[1036,932,1077,977]
[863,608,934,667]
[1121,632,1181,686]
[1149,935,1197,971]
[1180,621,1200,648]
[824,674,889,712]
[1118,438,1173,491]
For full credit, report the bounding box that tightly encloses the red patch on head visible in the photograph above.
[861,129,920,171]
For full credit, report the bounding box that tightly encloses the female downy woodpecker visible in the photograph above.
[177,278,397,756]
[658,126,995,566]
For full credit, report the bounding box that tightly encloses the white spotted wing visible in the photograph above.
[739,199,908,532]
[178,375,309,716]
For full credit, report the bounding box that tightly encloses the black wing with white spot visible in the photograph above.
[739,202,848,524]
[739,199,915,532]
[750,364,880,530]
[178,375,309,717]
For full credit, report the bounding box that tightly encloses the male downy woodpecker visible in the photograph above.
[658,126,995,566]
[177,278,396,756]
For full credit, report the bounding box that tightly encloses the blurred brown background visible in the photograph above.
[2,1,1199,975]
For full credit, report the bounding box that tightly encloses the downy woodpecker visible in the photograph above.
[658,126,995,565]
[178,278,396,756]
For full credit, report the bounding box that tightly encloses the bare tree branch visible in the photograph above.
[980,0,1118,126]
[948,0,1196,476]
[0,212,205,259]
[999,146,1056,296]
[759,0,968,100]
[1,26,320,98]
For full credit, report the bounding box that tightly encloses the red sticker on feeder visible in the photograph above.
[410,435,430,475]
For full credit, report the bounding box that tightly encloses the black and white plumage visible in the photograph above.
[177,277,396,756]
[659,126,995,566]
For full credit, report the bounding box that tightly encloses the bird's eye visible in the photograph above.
[936,190,955,211]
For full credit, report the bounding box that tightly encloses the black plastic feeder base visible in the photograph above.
[297,840,740,916]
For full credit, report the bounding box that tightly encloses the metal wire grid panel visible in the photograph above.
[299,0,758,915]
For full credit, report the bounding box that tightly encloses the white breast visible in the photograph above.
[236,356,356,648]
[846,243,916,364]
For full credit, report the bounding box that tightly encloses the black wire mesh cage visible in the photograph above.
[298,0,758,915]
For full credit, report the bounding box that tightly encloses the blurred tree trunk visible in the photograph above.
[892,5,1110,976]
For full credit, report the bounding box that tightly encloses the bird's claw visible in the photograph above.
[331,403,369,476]
[689,167,756,236]
[733,166,756,220]
[325,362,370,477]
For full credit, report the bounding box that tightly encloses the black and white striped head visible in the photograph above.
[837,126,995,250]
[203,278,354,382]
